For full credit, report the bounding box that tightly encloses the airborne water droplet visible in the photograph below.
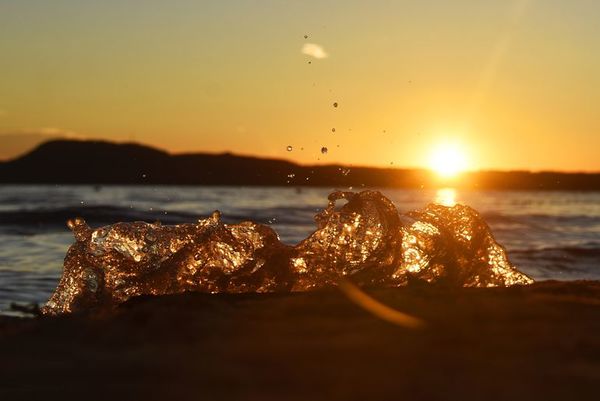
[286,146,293,152]
[331,128,336,133]
[333,102,338,108]
[321,147,328,154]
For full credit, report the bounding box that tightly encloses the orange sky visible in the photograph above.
[1,1,599,171]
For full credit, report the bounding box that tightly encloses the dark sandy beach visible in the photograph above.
[1,281,599,401]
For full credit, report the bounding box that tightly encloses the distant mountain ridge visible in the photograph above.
[0,139,599,190]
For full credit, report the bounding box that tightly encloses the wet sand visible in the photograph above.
[1,281,599,401]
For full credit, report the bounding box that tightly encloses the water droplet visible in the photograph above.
[286,146,293,152]
[321,147,328,154]
[211,210,222,220]
[287,173,295,178]
[67,217,85,229]
[308,61,311,64]
[333,102,338,108]
[142,174,146,178]
[304,34,308,39]
[331,128,336,133]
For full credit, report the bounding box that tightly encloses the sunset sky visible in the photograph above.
[1,0,599,171]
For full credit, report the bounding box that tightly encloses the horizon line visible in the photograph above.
[2,137,600,175]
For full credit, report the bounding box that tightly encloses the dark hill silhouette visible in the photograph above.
[0,139,599,190]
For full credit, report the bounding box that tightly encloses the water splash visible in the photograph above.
[42,191,532,315]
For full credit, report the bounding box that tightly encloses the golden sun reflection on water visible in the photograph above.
[435,188,457,207]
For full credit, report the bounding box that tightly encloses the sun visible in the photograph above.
[428,143,468,178]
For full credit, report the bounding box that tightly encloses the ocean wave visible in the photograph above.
[5,205,600,230]
[511,245,600,259]
[509,245,600,280]
[483,211,600,224]
[0,204,323,228]
[42,190,533,315]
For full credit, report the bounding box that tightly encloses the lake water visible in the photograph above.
[1,185,599,313]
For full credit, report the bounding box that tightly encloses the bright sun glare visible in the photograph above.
[428,143,468,178]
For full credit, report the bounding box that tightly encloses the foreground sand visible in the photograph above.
[1,281,599,401]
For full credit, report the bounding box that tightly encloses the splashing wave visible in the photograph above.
[42,190,533,315]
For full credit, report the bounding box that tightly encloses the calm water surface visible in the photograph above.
[1,185,600,313]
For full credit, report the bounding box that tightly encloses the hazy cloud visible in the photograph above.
[33,127,80,137]
[0,128,82,160]
[301,43,328,59]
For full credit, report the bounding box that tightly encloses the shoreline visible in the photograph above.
[1,280,599,400]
